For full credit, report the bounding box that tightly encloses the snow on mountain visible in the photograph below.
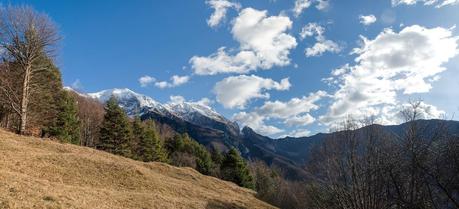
[87,88,168,116]
[165,102,228,124]
[85,88,236,130]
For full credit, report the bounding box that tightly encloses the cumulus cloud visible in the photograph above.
[206,0,241,28]
[233,111,284,135]
[138,75,156,87]
[191,8,297,75]
[169,95,186,104]
[293,0,329,17]
[195,97,214,107]
[155,75,190,89]
[293,0,312,17]
[233,90,326,136]
[300,23,342,57]
[213,75,291,109]
[391,0,459,7]
[359,14,377,26]
[321,25,458,125]
[257,90,327,121]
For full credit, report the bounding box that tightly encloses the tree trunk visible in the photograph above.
[19,64,31,135]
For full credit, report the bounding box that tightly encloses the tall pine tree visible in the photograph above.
[143,120,168,163]
[48,90,81,144]
[98,96,132,157]
[132,118,168,162]
[221,148,255,189]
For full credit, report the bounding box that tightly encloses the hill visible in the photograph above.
[0,129,275,209]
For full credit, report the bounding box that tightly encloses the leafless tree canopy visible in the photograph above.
[0,5,59,134]
[301,101,459,209]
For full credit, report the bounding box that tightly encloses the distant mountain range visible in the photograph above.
[78,88,459,180]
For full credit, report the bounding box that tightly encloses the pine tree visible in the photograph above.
[221,148,255,189]
[98,96,132,157]
[29,55,64,133]
[166,133,213,175]
[132,118,168,162]
[48,90,81,144]
[144,120,168,163]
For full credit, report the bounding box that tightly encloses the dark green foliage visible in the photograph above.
[48,90,81,144]
[98,96,132,157]
[210,148,224,177]
[28,55,64,133]
[132,117,168,163]
[221,148,254,189]
[167,133,213,175]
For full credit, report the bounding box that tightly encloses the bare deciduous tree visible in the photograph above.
[0,5,59,134]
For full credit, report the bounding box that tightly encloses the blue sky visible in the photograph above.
[7,0,459,137]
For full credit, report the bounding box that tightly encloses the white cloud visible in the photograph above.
[300,23,342,57]
[293,0,312,17]
[233,90,326,136]
[391,0,459,7]
[138,75,156,87]
[359,14,377,26]
[316,0,330,10]
[233,111,284,135]
[213,75,291,109]
[191,8,297,75]
[206,0,241,28]
[195,97,214,107]
[321,25,458,125]
[257,90,327,120]
[285,114,316,126]
[293,0,329,17]
[154,75,190,89]
[401,101,445,119]
[169,95,186,104]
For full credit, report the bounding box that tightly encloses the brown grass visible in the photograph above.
[0,129,276,209]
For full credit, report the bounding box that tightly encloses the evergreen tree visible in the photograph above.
[143,120,168,163]
[29,55,64,132]
[132,118,168,162]
[221,148,255,189]
[98,96,132,157]
[210,148,224,177]
[167,133,213,175]
[131,117,146,160]
[48,90,81,144]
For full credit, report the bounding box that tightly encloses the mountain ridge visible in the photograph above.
[69,87,459,180]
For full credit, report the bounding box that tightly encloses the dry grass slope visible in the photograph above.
[0,129,276,209]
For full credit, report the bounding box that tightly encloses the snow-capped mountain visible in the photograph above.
[87,88,169,116]
[85,88,238,133]
[166,102,225,123]
[165,101,240,136]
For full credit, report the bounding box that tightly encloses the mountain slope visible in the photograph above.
[272,119,459,165]
[80,88,459,180]
[0,129,275,209]
[86,88,246,153]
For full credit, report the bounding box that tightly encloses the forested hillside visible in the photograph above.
[1,4,458,209]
